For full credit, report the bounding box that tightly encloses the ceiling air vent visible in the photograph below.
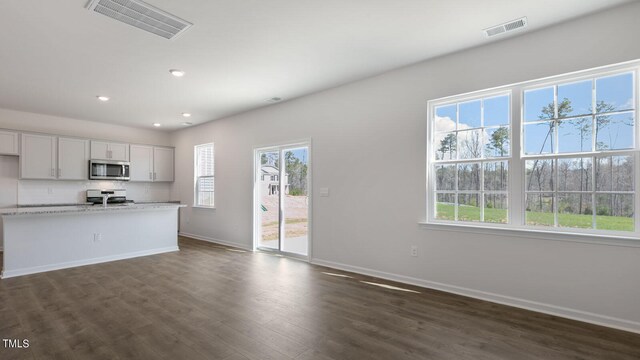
[86,0,192,40]
[484,17,528,38]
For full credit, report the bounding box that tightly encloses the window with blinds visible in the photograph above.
[195,143,215,207]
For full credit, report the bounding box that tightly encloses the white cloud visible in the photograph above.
[435,116,456,133]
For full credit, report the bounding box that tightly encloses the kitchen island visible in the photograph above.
[0,203,185,278]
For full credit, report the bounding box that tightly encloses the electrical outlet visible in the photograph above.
[93,233,101,242]
[47,187,53,195]
[410,245,418,257]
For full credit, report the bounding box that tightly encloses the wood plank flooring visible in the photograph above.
[1,236,639,359]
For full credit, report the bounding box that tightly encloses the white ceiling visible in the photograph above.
[0,0,632,131]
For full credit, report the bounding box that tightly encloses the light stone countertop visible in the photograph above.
[0,203,186,216]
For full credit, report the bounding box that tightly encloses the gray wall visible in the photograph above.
[171,2,640,332]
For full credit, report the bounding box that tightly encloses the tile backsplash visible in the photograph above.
[17,180,172,205]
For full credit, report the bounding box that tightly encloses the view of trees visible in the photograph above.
[261,152,279,168]
[437,133,456,160]
[261,150,308,196]
[259,148,309,251]
[285,150,308,196]
[434,75,635,230]
[524,95,634,228]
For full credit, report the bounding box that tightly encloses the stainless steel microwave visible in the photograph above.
[89,160,130,181]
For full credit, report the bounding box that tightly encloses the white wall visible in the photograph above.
[171,3,640,332]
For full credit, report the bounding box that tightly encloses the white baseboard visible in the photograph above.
[311,258,640,334]
[179,232,252,251]
[1,246,179,279]
[176,232,640,334]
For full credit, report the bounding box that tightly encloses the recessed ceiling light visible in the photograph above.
[181,122,193,126]
[182,113,191,117]
[169,69,185,77]
[153,123,162,127]
[266,97,282,103]
[96,96,110,102]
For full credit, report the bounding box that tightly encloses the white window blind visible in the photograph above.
[195,143,215,207]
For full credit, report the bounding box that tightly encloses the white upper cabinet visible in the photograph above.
[20,133,57,179]
[90,141,109,160]
[109,142,129,161]
[130,145,153,182]
[90,141,129,161]
[153,147,174,182]
[129,145,174,182]
[58,137,90,180]
[15,131,169,182]
[0,130,19,155]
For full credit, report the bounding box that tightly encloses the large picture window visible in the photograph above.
[433,93,511,223]
[194,143,215,208]
[523,73,635,231]
[428,63,638,237]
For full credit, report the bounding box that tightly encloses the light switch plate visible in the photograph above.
[319,188,330,197]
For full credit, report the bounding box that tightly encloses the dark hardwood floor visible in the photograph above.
[1,236,639,359]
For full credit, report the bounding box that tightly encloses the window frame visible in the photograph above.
[426,61,640,241]
[431,90,513,224]
[194,143,215,209]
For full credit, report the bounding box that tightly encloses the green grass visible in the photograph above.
[435,203,633,231]
[436,203,507,223]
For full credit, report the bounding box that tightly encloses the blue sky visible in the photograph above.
[287,147,308,164]
[524,73,634,154]
[436,95,509,130]
[436,72,635,157]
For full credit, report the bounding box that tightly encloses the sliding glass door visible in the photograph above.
[255,143,310,257]
[257,149,280,250]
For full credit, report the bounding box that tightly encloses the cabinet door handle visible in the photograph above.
[153,172,157,181]
[58,168,61,178]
